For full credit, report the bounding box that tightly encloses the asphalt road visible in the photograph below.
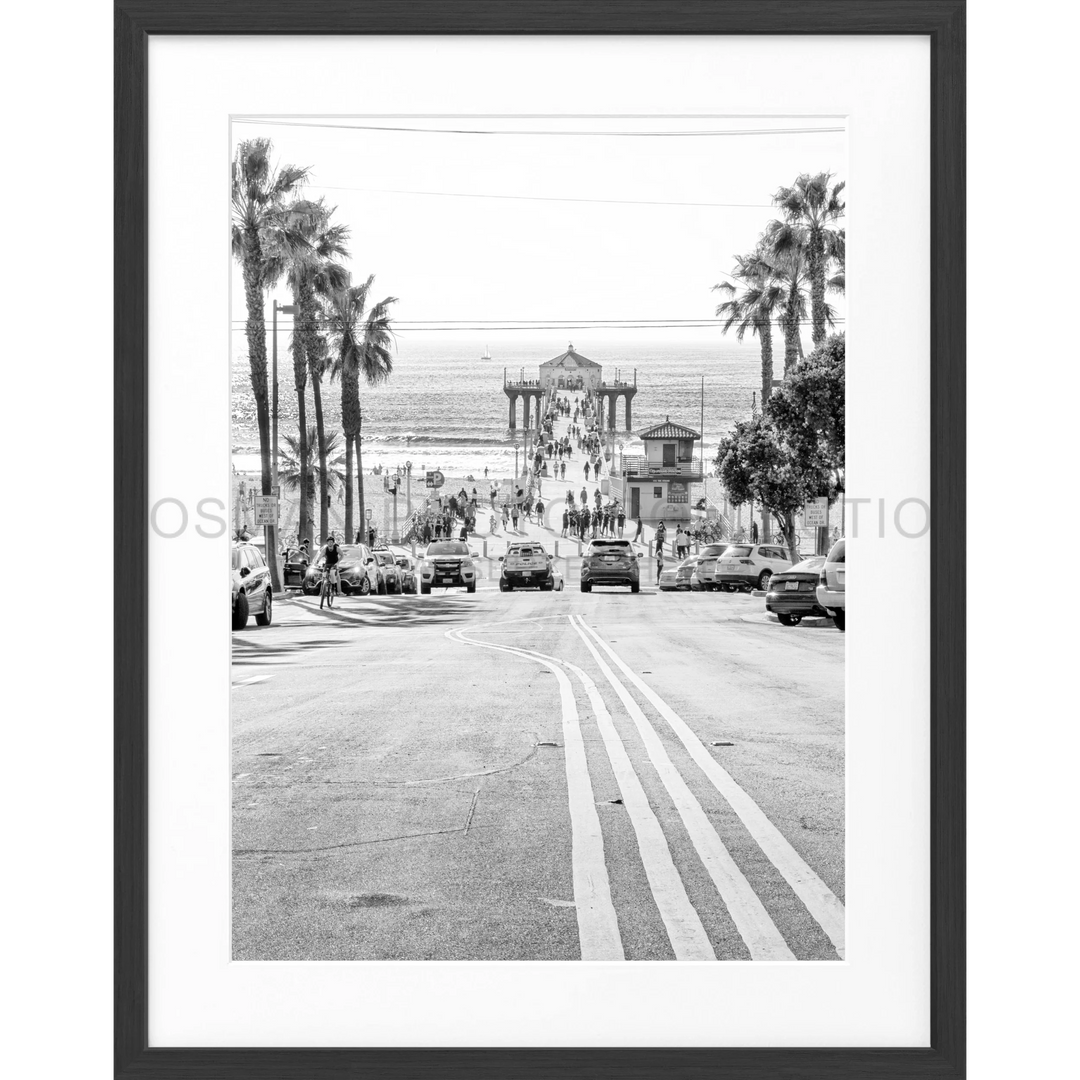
[232,579,845,961]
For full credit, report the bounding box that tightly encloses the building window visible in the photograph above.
[653,487,663,499]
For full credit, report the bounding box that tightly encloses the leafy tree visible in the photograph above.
[278,427,345,540]
[767,172,846,348]
[715,414,827,561]
[231,138,310,588]
[766,333,845,500]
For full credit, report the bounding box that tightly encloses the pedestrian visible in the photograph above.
[633,514,643,542]
[561,508,569,537]
[580,486,587,505]
[656,519,667,554]
[752,519,759,543]
[560,461,566,480]
[656,545,665,580]
[502,503,509,529]
[484,466,489,479]
[536,498,545,524]
[511,504,519,531]
[583,461,590,482]
[581,506,591,539]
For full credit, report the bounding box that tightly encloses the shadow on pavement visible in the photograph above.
[284,594,483,629]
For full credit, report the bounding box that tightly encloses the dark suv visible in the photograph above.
[580,538,640,593]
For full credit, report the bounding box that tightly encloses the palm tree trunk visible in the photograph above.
[759,322,774,404]
[782,307,800,376]
[355,433,366,543]
[809,229,827,348]
[242,264,281,591]
[291,326,311,546]
[344,433,354,542]
[311,360,329,542]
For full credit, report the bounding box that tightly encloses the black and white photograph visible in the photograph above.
[230,114,847,962]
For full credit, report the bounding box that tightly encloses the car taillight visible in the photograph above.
[819,569,828,585]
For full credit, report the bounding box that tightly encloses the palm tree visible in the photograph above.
[231,138,310,589]
[284,199,350,545]
[714,246,785,405]
[768,172,846,348]
[279,426,346,539]
[326,276,397,541]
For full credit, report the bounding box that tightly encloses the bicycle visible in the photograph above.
[319,563,339,609]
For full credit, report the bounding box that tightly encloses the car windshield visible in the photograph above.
[790,557,826,574]
[375,552,395,565]
[395,557,411,568]
[723,545,753,558]
[702,545,727,557]
[426,542,469,556]
[827,541,845,563]
[337,545,362,561]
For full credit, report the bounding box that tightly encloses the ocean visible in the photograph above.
[231,335,768,479]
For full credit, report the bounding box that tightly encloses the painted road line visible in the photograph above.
[447,627,623,961]
[574,618,846,959]
[454,624,714,962]
[570,615,794,961]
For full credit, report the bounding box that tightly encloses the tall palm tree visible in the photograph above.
[326,276,397,541]
[284,199,350,545]
[757,245,813,376]
[768,172,846,348]
[279,426,345,539]
[714,246,785,405]
[231,138,309,589]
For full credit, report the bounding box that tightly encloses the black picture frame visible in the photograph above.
[115,2,965,1076]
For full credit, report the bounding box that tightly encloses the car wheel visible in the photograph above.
[630,582,640,593]
[255,589,273,626]
[580,582,591,593]
[777,613,800,627]
[231,591,249,630]
[301,579,317,596]
[833,610,846,632]
[466,583,476,593]
[420,583,431,595]
[757,571,772,591]
[378,579,387,595]
[358,576,371,596]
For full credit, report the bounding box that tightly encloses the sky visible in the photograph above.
[230,115,846,346]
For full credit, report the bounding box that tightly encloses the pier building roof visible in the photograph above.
[539,343,602,371]
[637,417,701,441]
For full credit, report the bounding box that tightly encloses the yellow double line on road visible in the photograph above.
[449,614,845,962]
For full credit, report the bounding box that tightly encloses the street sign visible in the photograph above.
[804,497,828,528]
[426,469,445,489]
[254,495,278,525]
[365,508,372,520]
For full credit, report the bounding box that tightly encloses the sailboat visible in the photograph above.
[481,343,492,361]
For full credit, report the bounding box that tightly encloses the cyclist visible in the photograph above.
[321,534,342,597]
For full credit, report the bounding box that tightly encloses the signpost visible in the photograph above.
[426,470,445,489]
[254,496,278,527]
[804,497,828,528]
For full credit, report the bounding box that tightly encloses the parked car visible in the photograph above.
[658,563,680,591]
[690,543,730,590]
[418,540,478,594]
[815,538,846,631]
[394,554,418,594]
[232,541,273,630]
[675,555,699,590]
[302,544,377,597]
[499,541,559,591]
[765,556,827,625]
[371,549,402,594]
[580,538,640,593]
[714,543,794,592]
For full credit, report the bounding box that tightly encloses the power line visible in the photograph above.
[306,183,773,209]
[234,118,845,138]
[231,320,845,332]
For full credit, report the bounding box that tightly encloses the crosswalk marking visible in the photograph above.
[574,617,846,959]
[570,614,795,961]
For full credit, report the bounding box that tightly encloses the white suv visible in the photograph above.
[815,538,846,631]
[714,544,794,592]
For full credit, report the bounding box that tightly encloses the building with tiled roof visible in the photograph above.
[538,343,603,392]
[612,415,703,524]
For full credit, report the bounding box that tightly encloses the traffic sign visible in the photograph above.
[254,495,278,525]
[365,508,373,519]
[426,469,445,489]
[804,497,828,528]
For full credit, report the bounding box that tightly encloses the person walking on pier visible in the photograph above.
[633,514,643,542]
[580,486,587,505]
[561,507,569,536]
[583,461,590,482]
[511,503,520,532]
[617,505,626,537]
